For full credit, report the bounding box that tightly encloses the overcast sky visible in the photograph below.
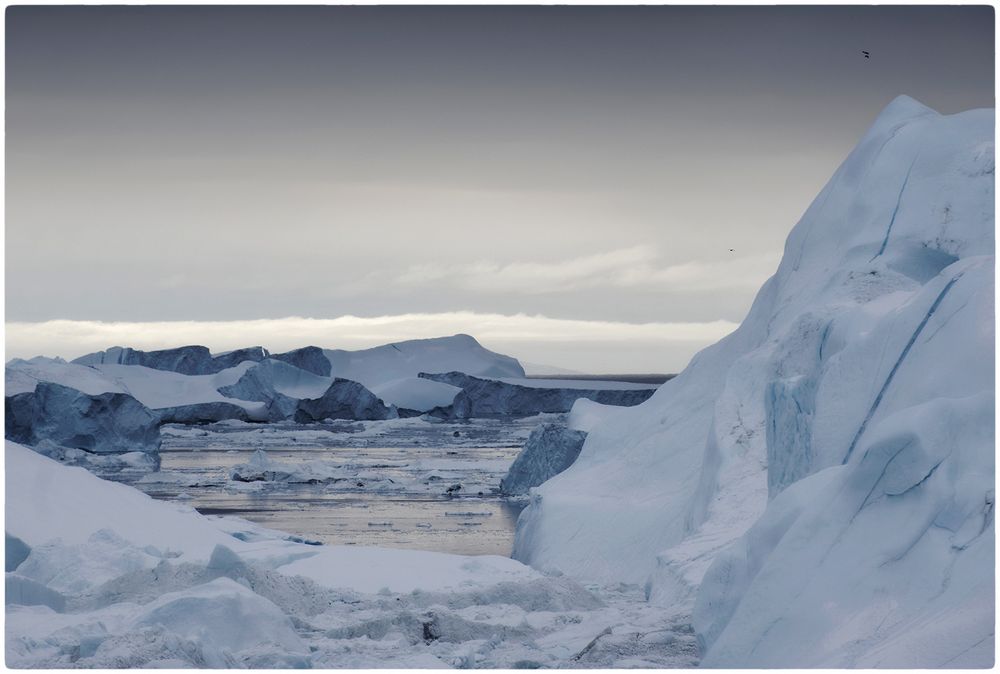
[5,6,994,372]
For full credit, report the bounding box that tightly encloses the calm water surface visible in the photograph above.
[112,416,553,556]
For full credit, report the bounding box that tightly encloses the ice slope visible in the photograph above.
[5,357,126,396]
[512,96,994,664]
[369,376,462,411]
[323,334,525,388]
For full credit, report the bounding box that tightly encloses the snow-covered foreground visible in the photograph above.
[514,96,995,666]
[6,441,699,668]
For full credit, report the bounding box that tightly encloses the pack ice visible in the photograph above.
[513,96,995,667]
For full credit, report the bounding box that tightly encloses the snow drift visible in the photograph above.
[513,96,994,666]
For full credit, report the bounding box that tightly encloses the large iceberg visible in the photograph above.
[513,96,994,666]
[6,382,161,455]
[73,344,267,375]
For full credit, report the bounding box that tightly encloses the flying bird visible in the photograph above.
[861,50,870,59]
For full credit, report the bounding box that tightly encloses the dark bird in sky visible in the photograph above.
[729,248,735,252]
[862,50,870,58]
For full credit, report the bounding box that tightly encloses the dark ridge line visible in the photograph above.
[842,272,963,464]
[523,374,675,385]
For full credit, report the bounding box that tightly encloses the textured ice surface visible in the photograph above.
[422,372,656,418]
[500,424,588,495]
[5,441,699,668]
[513,96,994,666]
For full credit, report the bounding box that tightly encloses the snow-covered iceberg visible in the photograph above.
[513,96,994,666]
[323,334,525,388]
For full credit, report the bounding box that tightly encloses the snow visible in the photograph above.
[323,334,525,388]
[513,96,994,666]
[369,376,462,411]
[275,546,540,594]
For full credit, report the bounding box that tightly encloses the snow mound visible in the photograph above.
[324,334,525,388]
[370,376,462,411]
[513,96,994,666]
[132,577,309,667]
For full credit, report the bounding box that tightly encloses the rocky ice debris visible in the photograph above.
[500,424,588,495]
[5,382,161,455]
[421,372,655,418]
[294,378,394,423]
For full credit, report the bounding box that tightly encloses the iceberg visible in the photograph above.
[323,334,525,388]
[422,372,656,418]
[294,378,394,422]
[6,382,161,455]
[512,96,994,666]
[500,423,588,495]
[73,344,267,375]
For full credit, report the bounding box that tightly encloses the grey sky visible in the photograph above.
[5,6,994,371]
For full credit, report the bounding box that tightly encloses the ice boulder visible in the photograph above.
[6,533,31,572]
[294,378,393,422]
[500,424,588,495]
[6,382,161,455]
[155,401,258,425]
[131,577,309,668]
[210,346,269,371]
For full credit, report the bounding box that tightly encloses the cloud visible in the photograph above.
[5,312,738,372]
[391,247,780,294]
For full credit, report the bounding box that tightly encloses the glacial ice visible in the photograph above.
[513,96,994,666]
[6,382,161,455]
[422,372,656,418]
[323,334,526,388]
[6,441,702,668]
[294,378,394,422]
[500,423,588,495]
[73,344,267,375]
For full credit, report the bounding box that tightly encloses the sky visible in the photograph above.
[5,5,995,372]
